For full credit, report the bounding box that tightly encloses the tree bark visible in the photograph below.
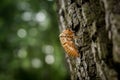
[56,0,120,80]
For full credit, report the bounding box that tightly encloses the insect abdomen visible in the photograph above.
[62,42,79,57]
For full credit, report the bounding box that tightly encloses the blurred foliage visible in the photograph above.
[0,0,69,80]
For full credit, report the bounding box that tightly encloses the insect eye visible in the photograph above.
[68,29,71,32]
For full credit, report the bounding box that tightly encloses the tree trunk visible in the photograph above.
[56,0,120,80]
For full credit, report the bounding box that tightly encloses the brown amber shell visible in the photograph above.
[59,29,79,57]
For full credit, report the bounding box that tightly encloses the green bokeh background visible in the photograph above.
[0,0,69,80]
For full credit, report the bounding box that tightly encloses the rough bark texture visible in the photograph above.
[56,0,120,80]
